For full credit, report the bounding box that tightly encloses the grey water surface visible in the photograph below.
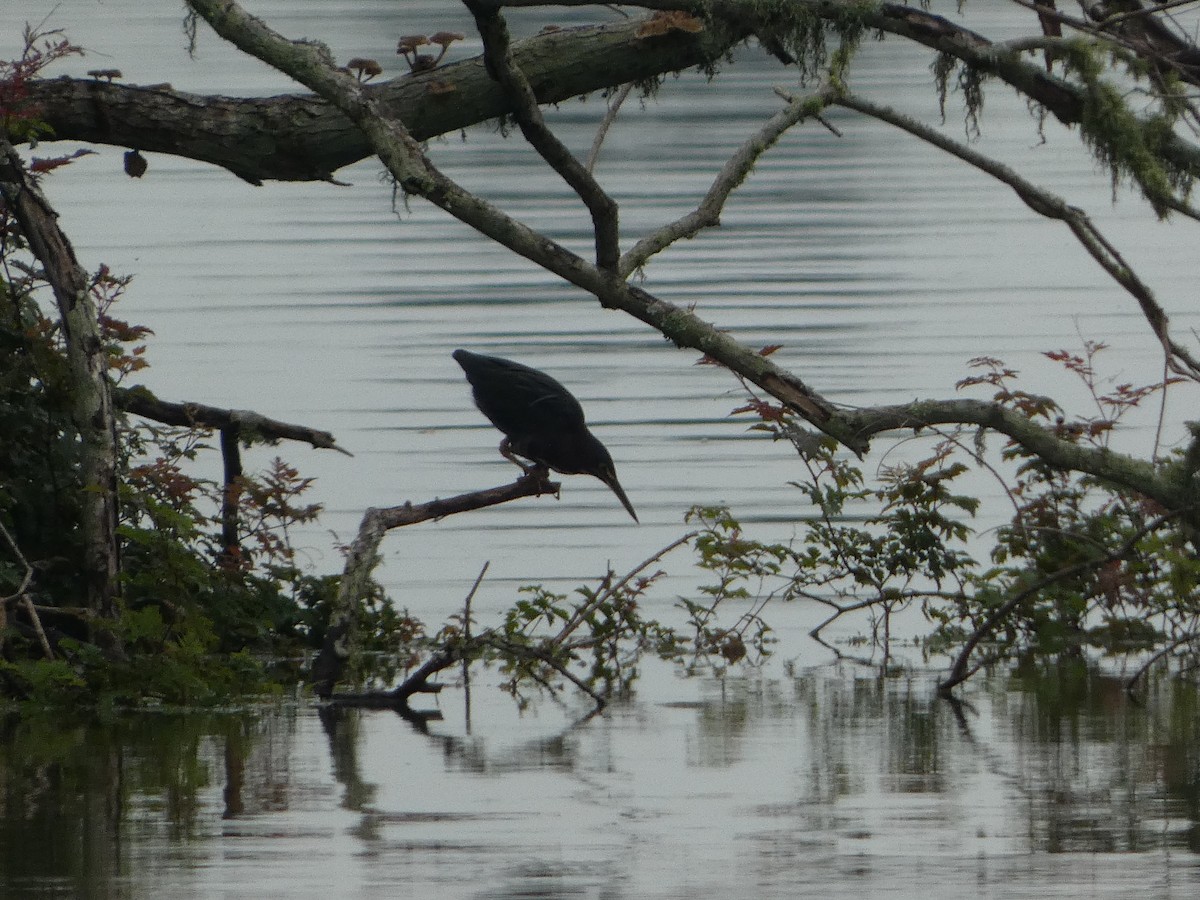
[4,663,1200,898]
[4,0,1200,895]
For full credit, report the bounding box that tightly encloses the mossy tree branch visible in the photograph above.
[183,0,1200,491]
[184,0,854,451]
[17,17,746,183]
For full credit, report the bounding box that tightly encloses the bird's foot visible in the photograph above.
[500,438,540,478]
[517,462,552,486]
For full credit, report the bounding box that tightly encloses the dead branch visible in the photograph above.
[310,472,561,699]
[116,386,352,454]
[586,82,634,173]
[23,18,744,184]
[553,532,693,647]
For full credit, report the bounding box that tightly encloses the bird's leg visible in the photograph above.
[499,438,549,482]
[498,437,528,472]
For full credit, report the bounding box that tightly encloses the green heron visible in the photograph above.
[453,348,638,522]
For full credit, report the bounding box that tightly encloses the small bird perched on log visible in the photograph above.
[453,348,638,522]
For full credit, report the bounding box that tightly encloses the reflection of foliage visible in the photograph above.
[0,708,269,880]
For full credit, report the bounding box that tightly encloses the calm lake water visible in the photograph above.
[5,0,1200,895]
[4,662,1200,898]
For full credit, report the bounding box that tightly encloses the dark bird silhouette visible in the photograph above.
[453,349,638,522]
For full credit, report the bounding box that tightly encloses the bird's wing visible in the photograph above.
[464,355,587,432]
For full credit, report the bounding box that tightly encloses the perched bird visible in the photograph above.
[453,348,638,522]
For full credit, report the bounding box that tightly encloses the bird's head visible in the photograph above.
[591,458,638,523]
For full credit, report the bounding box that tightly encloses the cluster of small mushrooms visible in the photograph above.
[341,30,464,84]
[396,31,465,73]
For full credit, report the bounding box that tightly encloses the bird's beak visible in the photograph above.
[599,469,639,523]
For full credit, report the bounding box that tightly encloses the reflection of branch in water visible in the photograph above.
[1125,631,1200,696]
[316,704,377,812]
[318,691,602,810]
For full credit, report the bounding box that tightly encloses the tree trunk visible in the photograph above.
[0,141,121,642]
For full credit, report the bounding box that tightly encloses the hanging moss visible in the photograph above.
[1059,38,1194,216]
[748,0,874,84]
[931,52,986,138]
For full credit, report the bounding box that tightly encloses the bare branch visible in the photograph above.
[552,532,694,647]
[466,0,621,271]
[834,91,1200,381]
[586,82,634,173]
[22,20,740,183]
[620,85,838,276]
[310,473,561,698]
[116,387,352,455]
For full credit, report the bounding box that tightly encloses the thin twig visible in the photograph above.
[552,532,694,646]
[462,561,488,719]
[587,82,634,173]
[619,84,838,276]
